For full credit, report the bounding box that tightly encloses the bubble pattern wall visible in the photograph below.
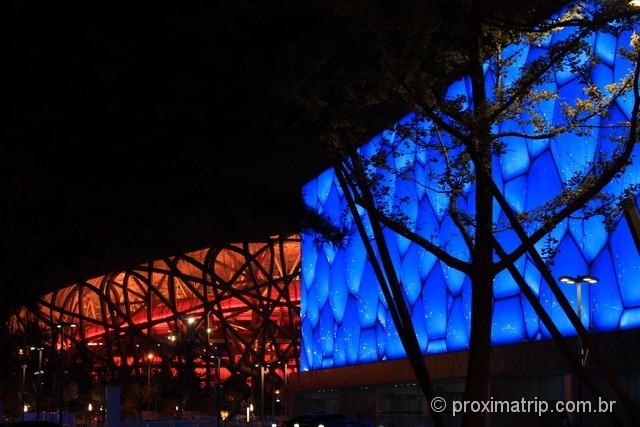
[300,25,640,371]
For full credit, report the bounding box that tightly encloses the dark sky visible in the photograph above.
[0,1,563,318]
[0,1,334,316]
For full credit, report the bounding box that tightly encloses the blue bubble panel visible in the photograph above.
[492,296,526,345]
[299,18,640,371]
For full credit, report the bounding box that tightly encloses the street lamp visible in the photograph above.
[188,308,223,427]
[558,275,599,366]
[146,352,154,411]
[30,346,44,420]
[20,363,27,421]
[56,322,77,424]
[261,365,265,418]
[146,353,154,389]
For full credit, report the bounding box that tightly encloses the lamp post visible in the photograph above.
[204,311,223,427]
[260,365,265,418]
[211,354,221,427]
[56,322,77,425]
[558,275,599,366]
[30,346,44,420]
[184,309,224,425]
[20,363,27,421]
[146,352,154,411]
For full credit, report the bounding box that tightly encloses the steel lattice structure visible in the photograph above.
[11,234,301,385]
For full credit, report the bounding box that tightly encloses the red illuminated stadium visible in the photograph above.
[10,234,301,392]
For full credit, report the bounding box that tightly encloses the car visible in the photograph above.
[284,413,371,427]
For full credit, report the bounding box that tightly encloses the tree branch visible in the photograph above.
[495,47,640,271]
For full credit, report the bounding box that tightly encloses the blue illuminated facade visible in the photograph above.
[300,25,640,371]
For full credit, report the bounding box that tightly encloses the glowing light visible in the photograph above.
[301,16,640,370]
[559,275,600,285]
[249,403,254,412]
[88,403,93,412]
[13,235,301,387]
[630,0,640,7]
[147,353,154,360]
[23,404,29,412]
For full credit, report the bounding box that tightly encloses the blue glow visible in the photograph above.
[423,263,448,339]
[525,151,562,211]
[319,304,335,357]
[446,297,469,350]
[569,213,608,263]
[501,42,529,89]
[595,32,616,66]
[342,295,361,364]
[357,261,380,328]
[610,218,640,307]
[358,328,379,363]
[492,296,526,345]
[299,21,640,371]
[412,299,429,353]
[345,233,366,294]
[503,175,527,213]
[329,249,348,323]
[385,308,406,359]
[401,243,423,306]
[499,121,531,180]
[493,255,525,299]
[589,247,623,330]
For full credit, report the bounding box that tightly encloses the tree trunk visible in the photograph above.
[463,3,494,420]
[462,172,495,427]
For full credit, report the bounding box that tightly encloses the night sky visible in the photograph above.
[0,1,333,316]
[0,1,562,318]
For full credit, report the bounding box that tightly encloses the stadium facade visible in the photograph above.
[12,235,301,403]
[295,15,640,427]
